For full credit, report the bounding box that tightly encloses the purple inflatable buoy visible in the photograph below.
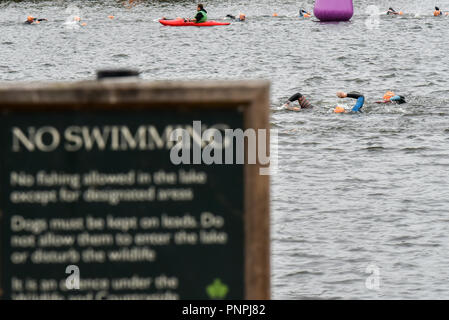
[314,0,354,21]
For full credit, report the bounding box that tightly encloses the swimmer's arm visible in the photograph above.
[283,92,302,109]
[337,91,364,112]
[283,92,313,109]
[346,92,364,100]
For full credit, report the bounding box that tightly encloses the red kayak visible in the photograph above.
[159,19,230,27]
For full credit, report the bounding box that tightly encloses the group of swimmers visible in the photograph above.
[386,6,448,16]
[282,91,406,113]
[25,3,449,25]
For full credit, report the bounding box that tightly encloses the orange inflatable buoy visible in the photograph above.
[334,106,346,113]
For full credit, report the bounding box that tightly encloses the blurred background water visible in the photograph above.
[1,0,449,299]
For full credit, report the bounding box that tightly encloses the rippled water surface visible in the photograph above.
[2,0,449,299]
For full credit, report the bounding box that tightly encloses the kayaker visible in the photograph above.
[282,92,314,111]
[333,91,365,113]
[25,16,48,24]
[188,3,207,23]
[375,91,406,104]
[226,13,246,21]
[299,9,311,18]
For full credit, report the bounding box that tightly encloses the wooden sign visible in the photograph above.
[0,80,270,300]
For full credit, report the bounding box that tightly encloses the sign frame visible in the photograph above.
[0,80,270,300]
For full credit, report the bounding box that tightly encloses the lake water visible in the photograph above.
[1,0,449,299]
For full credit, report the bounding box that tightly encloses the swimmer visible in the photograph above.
[334,91,365,113]
[299,9,311,18]
[25,16,48,24]
[387,7,403,15]
[226,13,246,21]
[375,91,406,104]
[433,7,448,16]
[282,92,314,111]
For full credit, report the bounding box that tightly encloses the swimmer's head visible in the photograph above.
[304,13,311,18]
[239,13,246,21]
[27,16,34,22]
[334,106,346,113]
[399,11,404,15]
[383,91,395,101]
[272,12,278,17]
[74,16,81,22]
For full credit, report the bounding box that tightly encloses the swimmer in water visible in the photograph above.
[387,7,402,15]
[25,16,48,24]
[225,13,246,21]
[334,91,365,113]
[282,92,314,111]
[299,9,311,18]
[375,91,406,104]
[433,7,448,16]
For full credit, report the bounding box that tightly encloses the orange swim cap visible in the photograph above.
[74,16,81,22]
[383,91,395,101]
[81,23,87,26]
[399,11,403,15]
[304,13,311,18]
[272,13,278,17]
[108,15,114,19]
[27,16,34,22]
[334,106,346,113]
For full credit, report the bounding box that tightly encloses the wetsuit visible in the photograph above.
[194,9,207,22]
[346,92,365,112]
[299,9,309,17]
[287,92,313,109]
[25,18,47,24]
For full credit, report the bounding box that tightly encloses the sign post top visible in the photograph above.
[0,80,270,108]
